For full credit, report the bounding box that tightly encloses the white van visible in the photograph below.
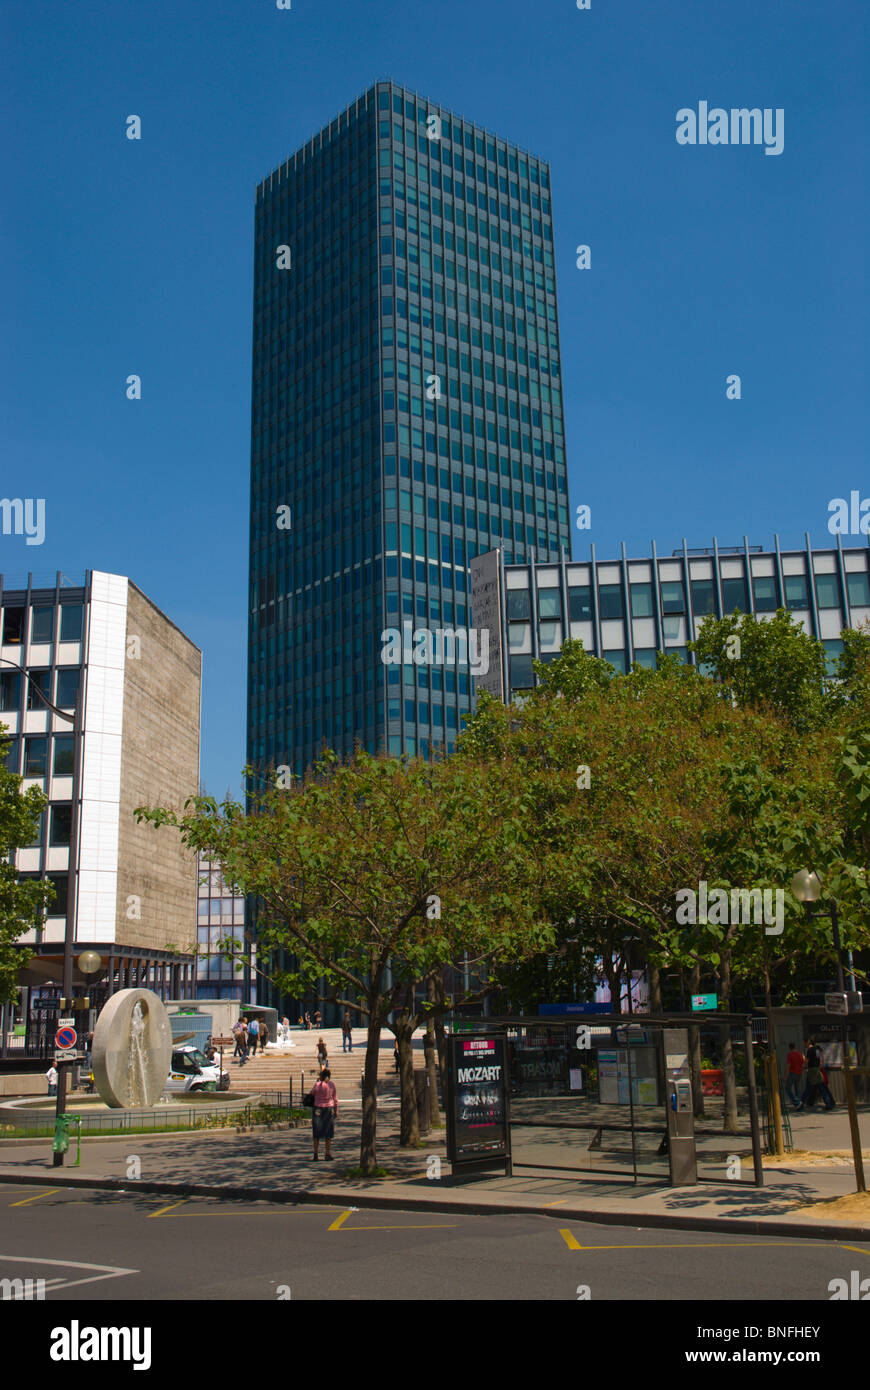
[165,1044,229,1094]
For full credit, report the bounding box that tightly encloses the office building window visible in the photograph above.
[660,581,685,614]
[598,584,623,620]
[510,654,535,688]
[784,574,809,610]
[31,607,54,642]
[629,584,654,618]
[46,873,69,917]
[2,607,25,644]
[26,671,51,710]
[0,671,20,711]
[507,589,531,620]
[50,804,72,846]
[55,669,80,709]
[538,589,561,621]
[603,650,626,673]
[52,736,75,775]
[24,737,48,777]
[814,574,840,610]
[847,571,870,608]
[720,576,748,613]
[752,576,779,612]
[59,605,84,642]
[568,586,592,622]
[690,579,716,616]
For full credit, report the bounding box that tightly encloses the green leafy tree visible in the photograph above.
[137,750,550,1172]
[690,609,829,732]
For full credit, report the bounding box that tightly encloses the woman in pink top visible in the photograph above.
[312,1068,338,1161]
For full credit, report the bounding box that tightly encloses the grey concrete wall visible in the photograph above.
[116,584,201,954]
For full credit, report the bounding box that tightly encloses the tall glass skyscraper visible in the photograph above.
[248,80,571,779]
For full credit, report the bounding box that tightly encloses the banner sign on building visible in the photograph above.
[446,1035,511,1176]
[469,550,505,701]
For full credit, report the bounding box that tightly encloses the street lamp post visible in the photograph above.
[791,869,866,1194]
[1,658,82,1166]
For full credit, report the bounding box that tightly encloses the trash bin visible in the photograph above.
[414,1070,430,1135]
[53,1114,70,1155]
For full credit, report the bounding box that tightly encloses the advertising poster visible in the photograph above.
[448,1036,509,1168]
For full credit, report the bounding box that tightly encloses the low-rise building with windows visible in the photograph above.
[471,536,870,700]
[0,569,202,1065]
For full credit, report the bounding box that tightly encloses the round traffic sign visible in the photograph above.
[55,1026,77,1049]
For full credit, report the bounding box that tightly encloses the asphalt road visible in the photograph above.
[1,1182,868,1302]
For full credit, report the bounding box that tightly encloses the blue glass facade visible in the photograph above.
[247,81,571,777]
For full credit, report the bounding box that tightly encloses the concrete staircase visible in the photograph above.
[222,1027,427,1100]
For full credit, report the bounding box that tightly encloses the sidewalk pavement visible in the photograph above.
[2,1108,868,1242]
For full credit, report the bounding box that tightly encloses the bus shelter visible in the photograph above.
[448,1013,764,1188]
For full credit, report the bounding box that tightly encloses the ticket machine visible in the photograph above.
[663,1027,697,1185]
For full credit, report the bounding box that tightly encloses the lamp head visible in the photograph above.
[791,869,822,904]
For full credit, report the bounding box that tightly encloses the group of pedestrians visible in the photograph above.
[231,1015,270,1064]
[784,1038,836,1111]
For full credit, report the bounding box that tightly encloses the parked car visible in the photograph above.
[164,1044,229,1094]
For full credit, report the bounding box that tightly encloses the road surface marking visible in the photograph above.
[840,1244,870,1257]
[328,1210,352,1231]
[8,1190,62,1207]
[148,1199,188,1219]
[559,1229,582,1249]
[0,1254,138,1291]
[339,1222,458,1231]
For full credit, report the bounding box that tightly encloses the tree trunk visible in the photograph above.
[649,962,663,1013]
[359,1018,382,1173]
[689,962,705,1118]
[395,1016,419,1147]
[719,950,739,1134]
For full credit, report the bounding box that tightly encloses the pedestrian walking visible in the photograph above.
[259,1021,270,1051]
[46,1064,58,1097]
[316,1036,328,1073]
[304,1011,312,1031]
[797,1040,835,1111]
[341,1010,353,1053]
[232,1018,248,1062]
[247,1016,260,1055]
[784,1041,805,1109]
[314,1009,322,1027]
[393,1040,400,1074]
[311,1068,338,1160]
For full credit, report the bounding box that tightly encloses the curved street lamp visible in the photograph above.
[1,655,82,1165]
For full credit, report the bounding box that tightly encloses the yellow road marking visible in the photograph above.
[328,1209,352,1231]
[840,1244,870,1257]
[544,1198,570,1207]
[148,1199,189,1219]
[559,1228,582,1249]
[9,1189,61,1207]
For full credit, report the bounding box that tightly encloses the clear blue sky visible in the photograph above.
[2,0,866,796]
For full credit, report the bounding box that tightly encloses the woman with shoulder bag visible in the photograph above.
[311,1068,338,1161]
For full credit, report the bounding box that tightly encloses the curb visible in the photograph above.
[1,1169,867,1243]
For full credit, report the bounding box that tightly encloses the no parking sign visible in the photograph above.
[55,1026,77,1050]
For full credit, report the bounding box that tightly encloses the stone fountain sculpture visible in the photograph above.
[92,989,173,1108]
